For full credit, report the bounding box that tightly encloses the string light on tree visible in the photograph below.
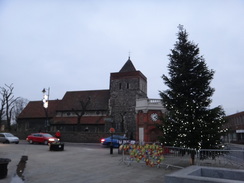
[158,25,227,150]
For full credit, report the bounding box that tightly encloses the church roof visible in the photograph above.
[111,57,147,81]
[18,90,110,119]
[18,100,61,118]
[119,57,136,72]
[57,89,110,111]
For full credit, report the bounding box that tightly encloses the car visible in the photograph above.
[101,135,128,148]
[0,133,19,144]
[26,133,60,145]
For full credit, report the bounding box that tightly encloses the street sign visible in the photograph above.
[109,127,115,133]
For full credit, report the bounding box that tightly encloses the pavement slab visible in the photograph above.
[0,141,187,183]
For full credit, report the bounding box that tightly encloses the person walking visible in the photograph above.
[55,130,61,140]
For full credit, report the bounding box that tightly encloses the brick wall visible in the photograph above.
[12,131,122,143]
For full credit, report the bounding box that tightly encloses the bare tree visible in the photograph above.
[72,97,90,131]
[119,111,127,135]
[13,97,29,125]
[0,88,7,126]
[0,84,19,131]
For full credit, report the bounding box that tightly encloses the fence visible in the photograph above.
[160,146,244,168]
[120,144,195,169]
[162,146,197,168]
[197,148,244,168]
[119,144,244,169]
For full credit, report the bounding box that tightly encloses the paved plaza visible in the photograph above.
[0,141,189,183]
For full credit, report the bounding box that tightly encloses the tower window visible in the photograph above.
[119,83,122,90]
[127,83,130,89]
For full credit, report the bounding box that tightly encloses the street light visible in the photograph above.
[42,88,50,132]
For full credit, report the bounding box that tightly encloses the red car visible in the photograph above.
[26,133,60,145]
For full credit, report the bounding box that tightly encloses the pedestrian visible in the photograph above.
[55,130,61,140]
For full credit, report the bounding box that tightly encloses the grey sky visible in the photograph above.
[0,0,243,115]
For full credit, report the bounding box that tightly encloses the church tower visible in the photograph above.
[109,57,147,139]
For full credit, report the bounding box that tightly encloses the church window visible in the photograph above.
[119,83,122,90]
[127,83,130,89]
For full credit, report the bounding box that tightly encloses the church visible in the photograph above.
[18,57,165,143]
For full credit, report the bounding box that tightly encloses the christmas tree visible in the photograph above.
[159,25,227,149]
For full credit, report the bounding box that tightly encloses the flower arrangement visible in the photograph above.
[120,144,164,167]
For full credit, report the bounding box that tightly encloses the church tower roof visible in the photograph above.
[119,57,136,72]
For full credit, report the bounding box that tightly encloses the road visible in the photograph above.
[0,141,181,183]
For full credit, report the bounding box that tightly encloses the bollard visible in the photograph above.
[0,158,11,179]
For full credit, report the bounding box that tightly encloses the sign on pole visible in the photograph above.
[109,127,115,133]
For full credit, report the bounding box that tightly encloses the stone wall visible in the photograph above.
[109,75,147,139]
[12,131,120,143]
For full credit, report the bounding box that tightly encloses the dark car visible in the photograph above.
[101,135,128,147]
[0,133,19,144]
[26,133,59,145]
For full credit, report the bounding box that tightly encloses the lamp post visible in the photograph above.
[104,117,115,154]
[109,127,115,154]
[42,88,50,132]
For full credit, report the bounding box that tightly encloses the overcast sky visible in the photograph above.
[0,0,243,115]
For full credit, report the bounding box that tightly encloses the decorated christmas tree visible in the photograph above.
[159,25,227,150]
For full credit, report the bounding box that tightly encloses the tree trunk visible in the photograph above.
[190,151,196,165]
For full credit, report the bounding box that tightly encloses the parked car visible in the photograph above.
[26,133,59,145]
[0,133,19,144]
[101,135,128,147]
